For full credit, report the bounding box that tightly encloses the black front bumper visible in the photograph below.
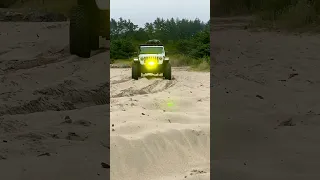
[140,64,164,73]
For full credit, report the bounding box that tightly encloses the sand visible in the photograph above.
[0,22,110,180]
[110,68,210,180]
[212,17,320,180]
[0,21,210,180]
[6,14,320,180]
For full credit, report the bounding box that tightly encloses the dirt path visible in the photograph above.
[212,17,320,180]
[110,68,210,180]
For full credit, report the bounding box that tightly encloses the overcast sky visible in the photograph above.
[110,0,210,27]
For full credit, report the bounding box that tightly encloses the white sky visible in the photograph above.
[110,0,210,27]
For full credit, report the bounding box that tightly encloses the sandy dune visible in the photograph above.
[110,69,210,180]
[0,21,210,180]
[0,22,109,180]
[212,17,320,180]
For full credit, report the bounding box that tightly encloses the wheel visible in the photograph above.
[69,5,91,58]
[90,9,100,50]
[90,35,99,50]
[163,62,171,80]
[138,65,142,77]
[69,7,77,55]
[132,62,140,80]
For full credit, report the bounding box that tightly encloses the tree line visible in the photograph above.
[212,0,320,29]
[110,17,210,65]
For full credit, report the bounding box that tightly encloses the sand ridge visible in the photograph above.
[212,17,320,180]
[0,21,210,180]
[0,22,110,180]
[110,68,210,180]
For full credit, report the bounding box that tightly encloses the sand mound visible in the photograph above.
[110,69,210,180]
[0,22,110,179]
[0,20,210,180]
[211,16,320,180]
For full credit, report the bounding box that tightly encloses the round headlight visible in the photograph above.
[159,57,163,60]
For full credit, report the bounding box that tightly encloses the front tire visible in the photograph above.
[132,62,140,80]
[69,5,91,58]
[163,62,172,80]
[138,65,142,77]
[90,35,99,50]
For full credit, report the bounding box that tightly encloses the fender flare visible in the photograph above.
[95,0,109,10]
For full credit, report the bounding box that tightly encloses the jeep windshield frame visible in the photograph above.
[139,46,164,54]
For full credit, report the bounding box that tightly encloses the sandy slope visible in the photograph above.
[0,21,210,180]
[110,69,210,180]
[0,22,109,180]
[212,17,320,180]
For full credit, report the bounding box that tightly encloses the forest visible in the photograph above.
[212,0,320,29]
[110,17,210,70]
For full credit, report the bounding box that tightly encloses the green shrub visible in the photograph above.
[110,39,135,59]
[111,17,210,69]
[213,0,320,29]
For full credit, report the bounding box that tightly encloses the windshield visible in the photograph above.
[140,46,164,54]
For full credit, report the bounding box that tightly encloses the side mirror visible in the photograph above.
[164,57,169,61]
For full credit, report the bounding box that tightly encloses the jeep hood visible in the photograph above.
[139,54,164,57]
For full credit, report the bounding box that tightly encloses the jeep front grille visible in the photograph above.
[146,56,159,60]
[144,56,160,63]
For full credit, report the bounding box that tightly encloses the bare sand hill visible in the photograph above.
[0,21,210,180]
[110,68,210,180]
[0,22,109,180]
[212,17,320,180]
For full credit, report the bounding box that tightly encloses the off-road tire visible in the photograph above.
[69,5,91,58]
[163,62,172,80]
[90,9,100,50]
[138,65,142,77]
[132,62,140,80]
[90,35,99,50]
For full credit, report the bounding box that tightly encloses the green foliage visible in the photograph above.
[212,0,320,29]
[175,22,210,60]
[110,38,136,59]
[111,17,210,68]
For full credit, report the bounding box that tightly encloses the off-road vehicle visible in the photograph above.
[132,40,171,80]
[69,0,109,58]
